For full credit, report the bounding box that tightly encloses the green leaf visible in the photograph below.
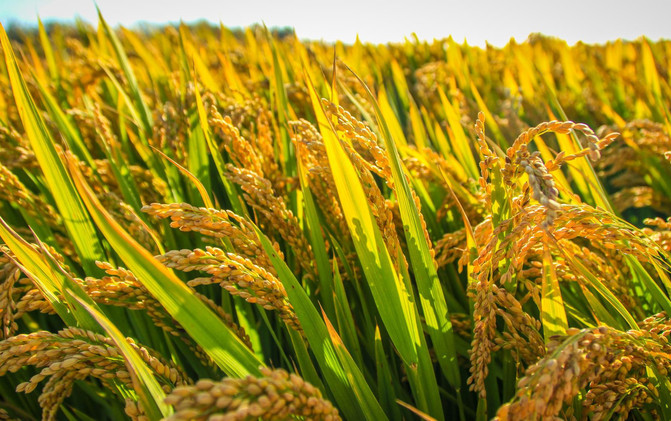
[374,326,403,421]
[32,77,95,168]
[0,217,74,325]
[0,217,107,334]
[192,75,247,215]
[648,365,671,420]
[306,68,418,367]
[345,64,461,411]
[186,123,213,208]
[153,146,214,209]
[97,8,153,134]
[541,246,568,340]
[437,86,478,179]
[627,256,671,315]
[37,16,58,80]
[266,29,293,175]
[563,250,638,330]
[68,157,264,378]
[287,329,326,393]
[1,24,106,275]
[296,153,334,319]
[68,294,171,419]
[332,261,363,366]
[324,312,392,421]
[254,223,387,421]
[307,68,444,420]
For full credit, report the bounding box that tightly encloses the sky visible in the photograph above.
[0,0,670,46]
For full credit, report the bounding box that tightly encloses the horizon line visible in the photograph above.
[1,16,667,49]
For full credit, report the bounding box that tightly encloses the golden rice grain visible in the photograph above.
[164,367,340,420]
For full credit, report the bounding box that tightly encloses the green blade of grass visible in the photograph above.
[332,261,363,366]
[295,147,335,319]
[97,8,153,135]
[578,283,622,328]
[306,73,418,363]
[180,24,220,92]
[267,28,294,176]
[253,224,388,421]
[323,312,393,420]
[374,326,404,421]
[68,293,171,419]
[437,86,478,179]
[68,156,264,378]
[193,76,246,215]
[81,97,146,216]
[32,77,95,168]
[562,249,638,330]
[542,85,614,212]
[99,64,170,191]
[287,329,326,393]
[1,24,106,275]
[308,68,444,420]
[152,146,214,209]
[186,121,213,208]
[37,16,58,80]
[0,217,75,325]
[627,256,671,315]
[346,64,463,397]
[648,365,671,420]
[0,217,111,335]
[541,245,568,341]
[377,87,407,148]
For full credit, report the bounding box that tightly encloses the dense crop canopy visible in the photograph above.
[0,18,670,421]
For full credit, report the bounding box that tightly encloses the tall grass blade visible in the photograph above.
[69,294,171,419]
[254,224,387,421]
[1,24,106,275]
[68,157,264,377]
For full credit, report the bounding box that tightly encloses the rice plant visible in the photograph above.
[0,15,670,421]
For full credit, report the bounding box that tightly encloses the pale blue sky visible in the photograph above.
[0,0,669,46]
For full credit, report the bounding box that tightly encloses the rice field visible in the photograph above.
[1,15,671,421]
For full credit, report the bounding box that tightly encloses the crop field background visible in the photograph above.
[0,13,671,421]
